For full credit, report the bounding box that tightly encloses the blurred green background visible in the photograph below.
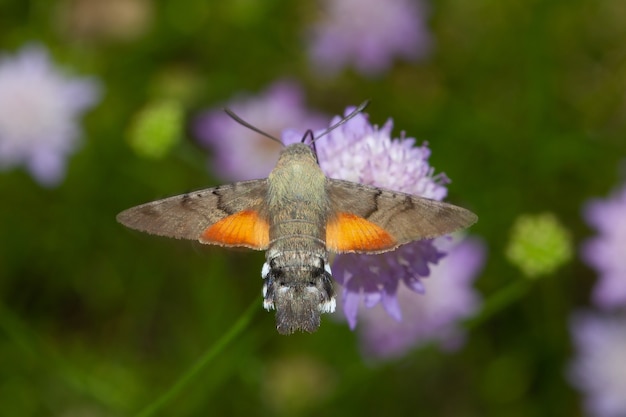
[1,0,625,416]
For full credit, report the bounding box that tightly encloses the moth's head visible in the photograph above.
[276,143,318,167]
[263,264,335,335]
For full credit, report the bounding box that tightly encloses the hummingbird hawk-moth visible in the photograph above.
[116,103,477,334]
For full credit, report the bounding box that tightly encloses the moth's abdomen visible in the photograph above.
[268,218,326,251]
[262,254,335,335]
[263,216,335,334]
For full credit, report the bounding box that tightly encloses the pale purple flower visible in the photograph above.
[286,108,455,329]
[194,81,327,181]
[332,240,445,330]
[581,183,626,309]
[569,312,626,417]
[0,45,101,186]
[354,236,485,360]
[306,0,432,76]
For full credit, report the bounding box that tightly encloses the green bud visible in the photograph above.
[505,212,573,278]
[128,100,183,159]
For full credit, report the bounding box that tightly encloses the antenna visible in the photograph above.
[309,100,370,145]
[224,99,370,148]
[224,108,284,146]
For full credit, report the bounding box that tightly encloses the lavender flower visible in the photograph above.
[289,108,457,329]
[354,236,485,359]
[581,183,626,309]
[214,101,476,332]
[194,81,326,181]
[0,45,101,186]
[306,0,432,76]
[569,312,626,417]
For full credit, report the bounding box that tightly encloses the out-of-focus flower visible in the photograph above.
[127,99,183,159]
[57,0,153,42]
[284,108,460,329]
[569,312,626,417]
[231,103,477,333]
[306,0,432,76]
[355,236,486,360]
[581,184,626,309]
[331,241,446,330]
[194,81,326,181]
[505,212,573,278]
[0,45,101,187]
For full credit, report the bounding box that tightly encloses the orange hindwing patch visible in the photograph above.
[200,210,269,249]
[326,212,396,253]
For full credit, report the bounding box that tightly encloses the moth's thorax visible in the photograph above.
[266,144,329,251]
[268,144,327,204]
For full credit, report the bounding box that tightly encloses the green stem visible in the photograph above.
[464,279,532,330]
[134,300,258,417]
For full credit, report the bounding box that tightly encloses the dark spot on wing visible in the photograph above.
[363,187,383,219]
[390,195,418,217]
[211,186,238,216]
[402,196,414,211]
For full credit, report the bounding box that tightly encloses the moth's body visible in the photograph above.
[117,138,478,335]
[264,144,334,334]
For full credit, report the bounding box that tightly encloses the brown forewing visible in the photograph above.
[325,178,478,252]
[116,179,269,241]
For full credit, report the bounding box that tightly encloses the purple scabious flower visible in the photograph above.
[0,45,101,187]
[288,108,455,329]
[354,237,485,360]
[306,0,432,76]
[194,81,327,181]
[581,184,626,309]
[568,312,626,417]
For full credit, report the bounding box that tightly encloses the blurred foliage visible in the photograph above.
[1,0,625,416]
[506,212,573,278]
[128,100,184,159]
